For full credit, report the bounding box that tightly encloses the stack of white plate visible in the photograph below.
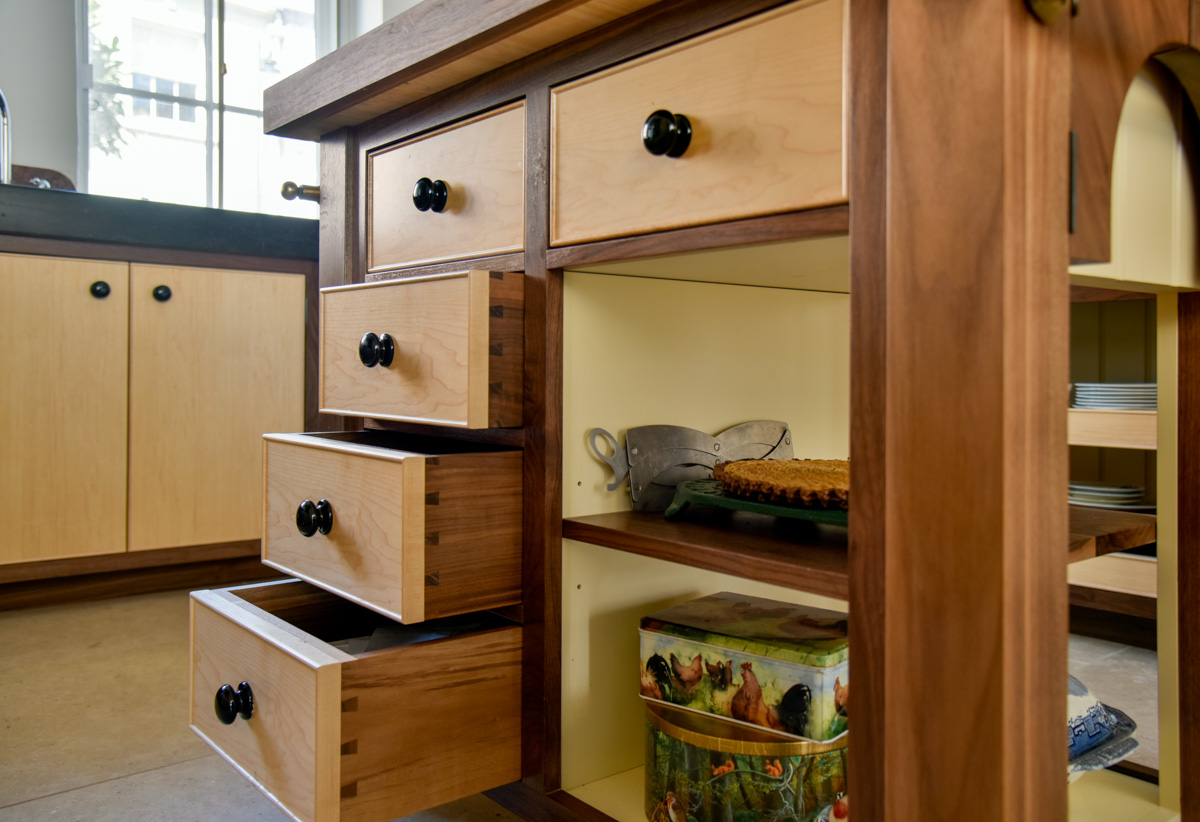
[1071,383,1157,410]
[1068,481,1153,512]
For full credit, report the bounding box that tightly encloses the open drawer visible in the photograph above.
[262,431,522,624]
[189,579,522,822]
[320,270,524,428]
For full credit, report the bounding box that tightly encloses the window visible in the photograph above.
[81,0,329,215]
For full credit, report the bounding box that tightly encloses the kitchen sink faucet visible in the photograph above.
[0,86,9,185]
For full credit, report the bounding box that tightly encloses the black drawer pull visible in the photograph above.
[296,499,333,537]
[90,281,111,299]
[642,109,692,158]
[152,285,172,302]
[214,681,254,725]
[412,177,449,212]
[358,332,395,368]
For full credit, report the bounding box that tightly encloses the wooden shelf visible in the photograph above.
[1068,408,1158,449]
[563,505,1155,600]
[559,766,1176,822]
[563,508,850,600]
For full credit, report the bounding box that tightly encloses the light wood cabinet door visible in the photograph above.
[0,254,129,564]
[128,265,305,551]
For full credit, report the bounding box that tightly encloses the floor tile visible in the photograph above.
[0,589,209,806]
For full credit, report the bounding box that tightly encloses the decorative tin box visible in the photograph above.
[645,702,847,822]
[639,592,848,742]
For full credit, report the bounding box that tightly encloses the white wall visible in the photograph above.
[0,0,80,183]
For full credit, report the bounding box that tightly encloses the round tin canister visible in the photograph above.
[644,703,847,822]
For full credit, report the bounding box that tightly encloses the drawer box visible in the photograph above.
[190,579,522,822]
[320,270,523,428]
[368,102,524,272]
[262,431,522,624]
[550,0,847,246]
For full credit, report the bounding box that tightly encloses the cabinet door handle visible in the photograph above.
[642,109,692,158]
[90,281,111,299]
[412,177,450,212]
[358,332,395,368]
[280,181,320,202]
[296,498,333,537]
[152,285,172,302]
[214,681,254,724]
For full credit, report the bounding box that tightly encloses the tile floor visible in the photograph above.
[0,587,523,822]
[0,587,1160,820]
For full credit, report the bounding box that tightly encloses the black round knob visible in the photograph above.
[314,499,333,535]
[296,499,319,537]
[412,177,449,213]
[642,109,692,158]
[90,281,111,299]
[377,333,395,368]
[214,681,254,725]
[359,332,381,367]
[152,285,172,302]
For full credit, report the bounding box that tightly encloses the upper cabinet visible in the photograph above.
[550,0,847,246]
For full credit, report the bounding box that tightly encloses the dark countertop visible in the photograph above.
[0,184,318,261]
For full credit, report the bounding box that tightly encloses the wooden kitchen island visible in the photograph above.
[183,1,1200,821]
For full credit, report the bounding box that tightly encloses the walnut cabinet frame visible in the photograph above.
[261,0,1200,819]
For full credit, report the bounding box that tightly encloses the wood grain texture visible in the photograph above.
[261,435,428,624]
[190,591,345,822]
[0,254,129,564]
[1178,289,1200,817]
[128,265,306,551]
[340,625,522,821]
[363,253,526,283]
[263,0,661,140]
[488,272,526,427]
[1070,0,1189,262]
[564,510,848,598]
[1067,506,1158,561]
[1068,584,1158,620]
[369,104,525,271]
[1067,408,1158,449]
[424,452,524,618]
[550,0,846,246]
[0,540,260,585]
[545,205,848,269]
[1069,284,1158,302]
[848,2,1070,820]
[1068,552,1158,598]
[0,553,278,613]
[321,271,524,427]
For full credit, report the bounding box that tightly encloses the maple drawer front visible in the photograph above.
[368,103,524,272]
[550,0,847,246]
[190,580,523,822]
[262,432,523,625]
[320,270,524,428]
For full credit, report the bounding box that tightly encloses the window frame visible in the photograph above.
[75,0,334,210]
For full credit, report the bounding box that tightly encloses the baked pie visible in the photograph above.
[712,459,850,509]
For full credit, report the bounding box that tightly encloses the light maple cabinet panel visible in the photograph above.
[0,254,129,564]
[550,0,847,246]
[368,103,525,272]
[128,265,306,552]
